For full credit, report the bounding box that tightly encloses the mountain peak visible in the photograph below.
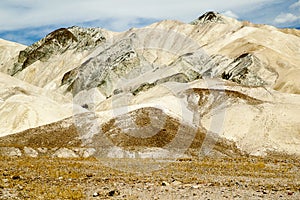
[191,11,239,25]
[192,11,224,24]
[198,11,220,21]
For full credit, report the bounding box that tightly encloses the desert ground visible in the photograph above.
[1,154,299,199]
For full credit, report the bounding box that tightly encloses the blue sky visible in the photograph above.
[0,0,299,45]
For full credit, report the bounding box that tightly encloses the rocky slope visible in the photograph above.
[0,72,73,136]
[0,39,26,73]
[0,12,299,158]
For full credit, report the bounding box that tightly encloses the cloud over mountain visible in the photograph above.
[274,13,299,24]
[0,0,299,45]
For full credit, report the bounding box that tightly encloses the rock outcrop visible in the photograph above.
[11,27,106,75]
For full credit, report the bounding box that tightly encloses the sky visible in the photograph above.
[0,0,299,45]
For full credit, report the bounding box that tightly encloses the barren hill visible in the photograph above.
[0,12,299,158]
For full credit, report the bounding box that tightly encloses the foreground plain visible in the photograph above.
[0,155,299,199]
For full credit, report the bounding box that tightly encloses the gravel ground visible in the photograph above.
[0,155,299,199]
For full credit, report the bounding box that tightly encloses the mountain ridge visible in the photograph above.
[0,12,299,158]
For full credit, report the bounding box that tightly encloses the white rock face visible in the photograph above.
[0,12,299,157]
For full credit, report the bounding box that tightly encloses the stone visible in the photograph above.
[24,147,38,157]
[162,181,170,186]
[108,190,119,196]
[92,192,99,197]
[73,148,96,158]
[37,147,48,153]
[52,148,78,158]
[11,175,21,180]
[0,147,21,157]
[171,180,182,186]
[2,179,9,183]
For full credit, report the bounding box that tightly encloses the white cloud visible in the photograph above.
[222,10,239,19]
[274,13,299,24]
[0,0,276,31]
[290,0,300,9]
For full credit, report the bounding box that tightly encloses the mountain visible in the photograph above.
[0,12,299,158]
[4,13,300,95]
